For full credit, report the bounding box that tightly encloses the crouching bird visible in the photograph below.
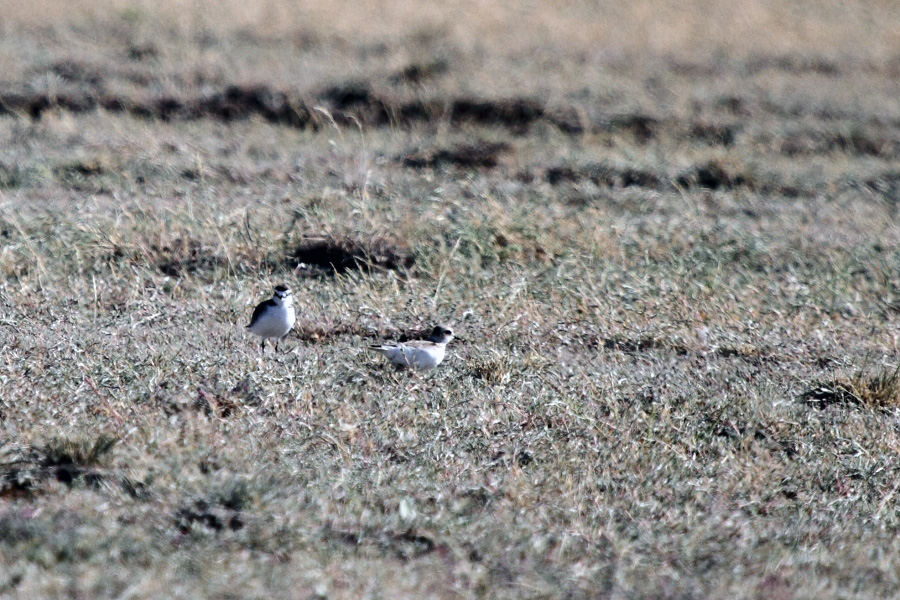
[370,325,454,370]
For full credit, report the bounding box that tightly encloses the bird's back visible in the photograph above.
[247,299,294,338]
[247,298,276,329]
[371,341,445,369]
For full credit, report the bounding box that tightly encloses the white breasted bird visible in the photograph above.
[370,325,455,370]
[246,284,296,353]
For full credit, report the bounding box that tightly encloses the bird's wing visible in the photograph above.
[402,340,440,350]
[246,299,276,328]
[370,340,440,354]
[370,343,400,353]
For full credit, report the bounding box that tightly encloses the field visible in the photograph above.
[1,1,900,597]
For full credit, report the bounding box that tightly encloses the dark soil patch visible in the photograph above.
[543,163,662,189]
[55,157,108,177]
[0,91,99,119]
[707,420,797,456]
[689,121,739,146]
[0,436,117,497]
[802,383,862,407]
[195,85,313,127]
[175,498,244,534]
[676,160,748,190]
[601,114,660,142]
[322,81,377,110]
[401,141,511,169]
[290,236,415,274]
[716,95,755,117]
[0,84,577,135]
[601,335,689,355]
[803,367,900,409]
[48,60,103,86]
[127,44,159,61]
[389,59,449,84]
[314,83,548,132]
[322,524,439,561]
[152,237,225,277]
[745,54,842,76]
[778,130,899,158]
[676,159,806,196]
[447,97,544,130]
[0,85,314,128]
[540,159,808,197]
[4,83,808,146]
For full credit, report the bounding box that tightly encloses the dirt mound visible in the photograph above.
[198,85,313,127]
[543,163,662,189]
[401,141,511,169]
[601,114,660,142]
[290,236,414,274]
[0,84,566,135]
[778,129,899,158]
[675,159,804,196]
[447,98,544,130]
[676,160,748,190]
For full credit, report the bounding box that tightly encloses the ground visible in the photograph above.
[1,1,900,598]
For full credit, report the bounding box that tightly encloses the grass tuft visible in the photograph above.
[468,350,513,384]
[803,364,900,408]
[40,435,118,468]
[1,435,117,496]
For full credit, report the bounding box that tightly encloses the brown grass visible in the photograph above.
[805,365,900,409]
[2,1,900,598]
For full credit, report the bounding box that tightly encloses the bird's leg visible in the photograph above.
[275,339,280,353]
[260,339,266,354]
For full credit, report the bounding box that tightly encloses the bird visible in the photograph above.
[370,325,455,370]
[246,284,296,353]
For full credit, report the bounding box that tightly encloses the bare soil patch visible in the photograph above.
[400,141,512,169]
[290,235,415,274]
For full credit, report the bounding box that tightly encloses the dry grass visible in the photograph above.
[804,364,900,409]
[1,1,900,598]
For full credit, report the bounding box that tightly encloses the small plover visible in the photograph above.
[370,325,454,370]
[246,284,296,353]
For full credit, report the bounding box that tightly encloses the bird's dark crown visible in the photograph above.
[428,325,454,342]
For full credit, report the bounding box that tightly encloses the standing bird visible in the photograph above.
[246,284,296,353]
[370,325,454,370]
